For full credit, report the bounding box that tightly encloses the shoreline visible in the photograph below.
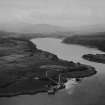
[62,35,105,64]
[62,35,105,52]
[0,37,97,97]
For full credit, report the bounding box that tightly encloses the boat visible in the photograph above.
[48,87,56,95]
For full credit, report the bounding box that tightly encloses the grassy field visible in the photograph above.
[0,36,96,97]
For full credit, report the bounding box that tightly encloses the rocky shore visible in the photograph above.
[0,37,96,97]
[83,54,105,64]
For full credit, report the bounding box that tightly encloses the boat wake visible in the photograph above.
[65,78,81,95]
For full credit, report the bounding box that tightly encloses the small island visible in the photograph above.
[83,54,105,64]
[0,37,96,97]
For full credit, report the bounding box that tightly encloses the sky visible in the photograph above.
[0,0,105,27]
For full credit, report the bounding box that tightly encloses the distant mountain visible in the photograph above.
[0,23,69,33]
[0,29,73,39]
[74,24,105,35]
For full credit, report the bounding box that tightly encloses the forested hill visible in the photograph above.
[63,33,105,52]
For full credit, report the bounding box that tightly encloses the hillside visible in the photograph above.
[63,33,105,52]
[0,30,73,39]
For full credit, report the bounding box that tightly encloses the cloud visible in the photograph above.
[0,0,105,27]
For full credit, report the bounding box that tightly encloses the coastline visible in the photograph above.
[0,37,96,97]
[62,35,105,64]
[62,35,105,52]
